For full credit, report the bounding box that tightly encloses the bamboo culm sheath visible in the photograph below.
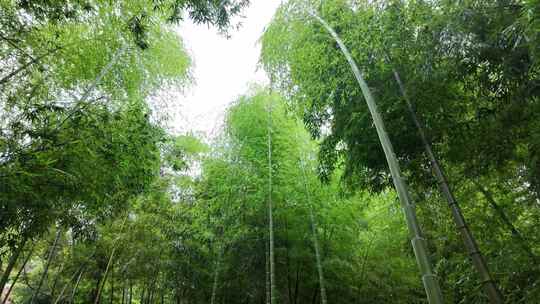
[308,10,444,304]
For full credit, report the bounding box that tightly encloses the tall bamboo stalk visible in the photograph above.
[474,181,538,262]
[50,259,66,299]
[94,216,128,304]
[265,235,271,304]
[267,102,277,304]
[0,46,62,85]
[56,45,127,130]
[52,265,86,304]
[31,229,62,304]
[94,244,118,304]
[296,137,328,304]
[0,237,28,296]
[69,268,85,304]
[0,242,35,304]
[392,69,503,303]
[210,247,223,304]
[307,10,444,304]
[129,282,133,304]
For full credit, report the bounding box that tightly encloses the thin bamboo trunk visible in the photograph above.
[293,264,301,304]
[0,237,27,296]
[56,45,127,130]
[297,148,327,304]
[94,217,128,304]
[267,103,277,304]
[265,237,270,304]
[31,229,62,304]
[0,242,35,304]
[69,268,85,304]
[93,246,118,304]
[53,266,85,304]
[110,263,114,304]
[0,46,61,85]
[50,259,66,300]
[284,218,293,304]
[474,181,538,262]
[391,69,503,303]
[122,283,126,304]
[210,248,222,304]
[308,11,443,304]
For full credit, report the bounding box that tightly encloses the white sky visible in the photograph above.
[172,1,282,137]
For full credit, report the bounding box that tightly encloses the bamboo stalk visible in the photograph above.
[296,136,328,304]
[0,237,28,296]
[0,242,35,304]
[69,268,85,304]
[210,247,223,304]
[392,69,503,303]
[53,265,86,304]
[93,216,129,304]
[31,229,62,304]
[307,10,444,304]
[474,181,538,263]
[55,45,127,131]
[267,101,277,304]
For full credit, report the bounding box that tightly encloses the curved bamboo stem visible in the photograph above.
[308,11,444,304]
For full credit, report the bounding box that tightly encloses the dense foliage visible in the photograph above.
[2,0,539,304]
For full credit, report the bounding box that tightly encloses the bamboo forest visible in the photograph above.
[1,0,539,303]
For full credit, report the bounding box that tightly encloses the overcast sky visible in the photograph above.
[172,1,282,137]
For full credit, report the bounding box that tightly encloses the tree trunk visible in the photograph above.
[309,11,443,304]
[392,69,504,304]
[121,283,126,304]
[50,260,66,300]
[140,287,146,304]
[265,237,270,304]
[284,218,292,304]
[69,268,85,304]
[53,266,85,304]
[298,148,328,304]
[0,46,62,85]
[31,229,62,304]
[55,45,127,130]
[94,216,128,304]
[1,242,34,304]
[267,103,277,304]
[474,181,538,262]
[210,248,222,304]
[0,237,27,297]
[94,247,118,304]
[294,263,301,304]
[110,263,114,304]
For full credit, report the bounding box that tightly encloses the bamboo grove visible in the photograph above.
[1,0,539,304]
